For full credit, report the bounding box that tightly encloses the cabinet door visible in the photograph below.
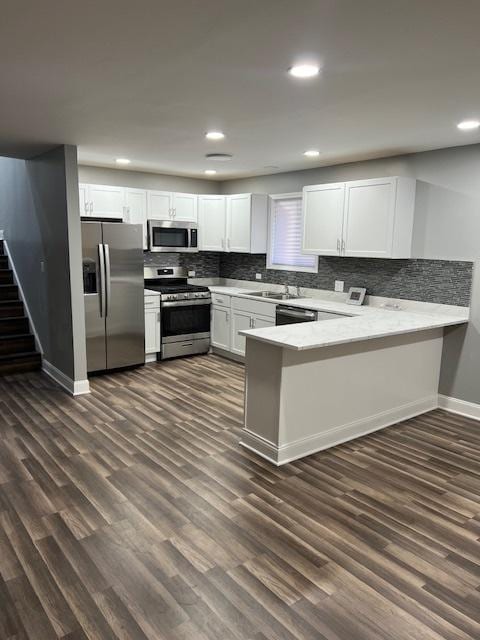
[199,195,227,251]
[89,184,125,219]
[252,314,275,330]
[172,193,197,221]
[147,191,172,220]
[302,183,345,255]
[227,194,251,253]
[145,308,160,354]
[79,183,89,217]
[231,310,252,356]
[211,305,231,350]
[343,178,396,258]
[125,189,148,250]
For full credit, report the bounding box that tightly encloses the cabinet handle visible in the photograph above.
[173,208,177,218]
[226,312,229,323]
[341,239,345,254]
[337,238,341,253]
[84,202,89,215]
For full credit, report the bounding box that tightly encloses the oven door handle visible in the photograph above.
[162,299,211,308]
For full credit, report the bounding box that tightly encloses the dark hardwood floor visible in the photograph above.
[0,354,480,639]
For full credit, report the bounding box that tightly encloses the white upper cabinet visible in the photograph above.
[199,195,227,251]
[78,183,89,217]
[147,190,173,220]
[302,176,416,259]
[125,188,148,250]
[227,193,268,253]
[89,184,125,219]
[146,191,197,221]
[302,183,345,256]
[172,192,197,221]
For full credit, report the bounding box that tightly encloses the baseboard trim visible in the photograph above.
[42,360,90,396]
[242,395,438,465]
[438,394,480,421]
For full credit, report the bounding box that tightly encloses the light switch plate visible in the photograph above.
[188,270,196,277]
[255,273,262,280]
[334,280,344,292]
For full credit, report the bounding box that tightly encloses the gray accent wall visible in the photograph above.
[78,165,218,194]
[0,145,87,383]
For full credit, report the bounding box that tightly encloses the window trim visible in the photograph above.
[267,192,319,273]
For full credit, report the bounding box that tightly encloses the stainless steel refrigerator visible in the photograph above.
[82,221,145,373]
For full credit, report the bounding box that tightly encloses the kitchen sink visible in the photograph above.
[245,291,300,300]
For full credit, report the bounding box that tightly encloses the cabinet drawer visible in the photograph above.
[211,293,231,307]
[144,296,160,309]
[231,296,276,318]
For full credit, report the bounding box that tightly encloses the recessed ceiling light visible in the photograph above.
[289,64,320,78]
[205,153,232,162]
[457,119,480,131]
[115,158,131,165]
[204,169,217,175]
[304,149,320,157]
[205,131,225,140]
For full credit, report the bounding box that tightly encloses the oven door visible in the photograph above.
[161,299,211,343]
[148,220,198,253]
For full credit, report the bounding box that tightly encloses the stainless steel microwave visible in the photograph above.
[147,220,198,253]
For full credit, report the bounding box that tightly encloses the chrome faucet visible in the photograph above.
[296,285,301,297]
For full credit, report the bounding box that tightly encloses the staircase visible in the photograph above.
[0,240,42,374]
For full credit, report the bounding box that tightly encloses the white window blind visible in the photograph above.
[268,196,317,272]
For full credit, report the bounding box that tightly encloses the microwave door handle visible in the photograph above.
[98,244,106,318]
[104,243,111,317]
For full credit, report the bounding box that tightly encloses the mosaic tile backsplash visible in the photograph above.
[144,252,473,306]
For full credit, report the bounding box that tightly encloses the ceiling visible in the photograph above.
[1,0,480,179]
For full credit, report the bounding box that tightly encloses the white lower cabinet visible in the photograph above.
[144,296,160,358]
[231,310,253,356]
[211,306,231,351]
[210,294,276,358]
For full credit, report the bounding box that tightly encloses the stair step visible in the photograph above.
[0,256,8,269]
[0,351,41,375]
[0,240,4,256]
[0,301,24,318]
[0,284,19,302]
[0,317,30,335]
[0,270,14,285]
[0,333,35,356]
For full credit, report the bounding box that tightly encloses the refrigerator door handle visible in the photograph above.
[104,243,111,317]
[98,243,106,318]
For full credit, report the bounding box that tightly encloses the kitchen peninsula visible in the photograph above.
[240,298,469,465]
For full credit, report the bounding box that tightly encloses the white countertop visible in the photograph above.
[209,285,469,351]
[145,288,160,296]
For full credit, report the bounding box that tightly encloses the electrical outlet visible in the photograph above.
[334,280,344,292]
[188,270,196,277]
[255,273,262,280]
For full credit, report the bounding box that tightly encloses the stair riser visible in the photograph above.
[0,272,14,285]
[0,357,41,375]
[0,318,30,335]
[0,257,8,269]
[0,303,24,318]
[0,241,4,256]
[0,336,35,355]
[0,286,19,301]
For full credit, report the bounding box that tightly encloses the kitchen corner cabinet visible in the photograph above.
[302,176,416,259]
[199,193,268,253]
[89,184,126,219]
[147,191,197,222]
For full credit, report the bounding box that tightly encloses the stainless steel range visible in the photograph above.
[144,266,211,359]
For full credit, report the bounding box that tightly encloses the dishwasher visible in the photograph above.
[275,305,350,325]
